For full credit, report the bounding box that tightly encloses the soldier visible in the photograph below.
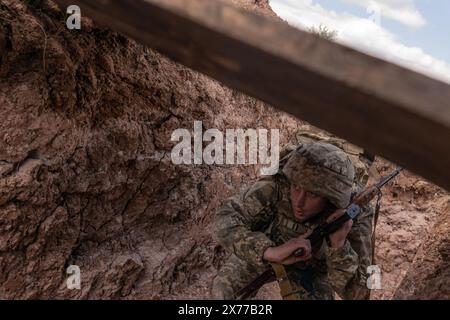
[211,140,374,300]
[293,125,375,299]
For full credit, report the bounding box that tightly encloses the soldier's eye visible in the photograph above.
[307,191,319,198]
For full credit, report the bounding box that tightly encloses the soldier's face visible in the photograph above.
[290,184,327,222]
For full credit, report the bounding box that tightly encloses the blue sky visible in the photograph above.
[269,0,450,83]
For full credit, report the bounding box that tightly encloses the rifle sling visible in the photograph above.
[270,263,304,300]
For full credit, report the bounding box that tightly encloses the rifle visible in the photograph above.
[235,166,403,300]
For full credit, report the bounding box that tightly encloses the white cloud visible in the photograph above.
[270,0,450,84]
[342,0,426,28]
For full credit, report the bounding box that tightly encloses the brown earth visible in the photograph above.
[0,0,448,299]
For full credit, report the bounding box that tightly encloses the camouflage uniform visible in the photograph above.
[211,129,374,300]
[294,125,375,300]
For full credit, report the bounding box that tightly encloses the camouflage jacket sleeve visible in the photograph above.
[324,239,359,298]
[343,204,374,299]
[213,179,279,269]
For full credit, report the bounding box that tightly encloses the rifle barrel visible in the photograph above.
[376,166,403,189]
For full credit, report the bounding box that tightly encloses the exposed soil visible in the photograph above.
[0,0,448,299]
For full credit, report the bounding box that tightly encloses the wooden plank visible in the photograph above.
[55,0,450,191]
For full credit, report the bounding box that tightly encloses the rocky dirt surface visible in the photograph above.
[392,193,450,299]
[370,162,449,300]
[0,0,448,300]
[0,0,299,299]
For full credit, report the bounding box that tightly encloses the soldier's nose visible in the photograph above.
[296,189,306,207]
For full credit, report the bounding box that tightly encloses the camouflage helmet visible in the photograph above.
[282,142,355,208]
[294,124,373,188]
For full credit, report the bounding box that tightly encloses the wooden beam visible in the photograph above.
[55,0,450,191]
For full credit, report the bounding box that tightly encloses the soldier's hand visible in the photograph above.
[326,210,353,249]
[263,232,312,265]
